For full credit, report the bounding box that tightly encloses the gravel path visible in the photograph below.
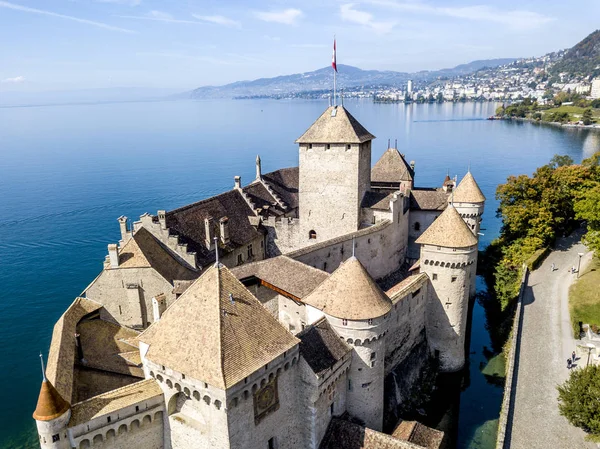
[507,229,595,449]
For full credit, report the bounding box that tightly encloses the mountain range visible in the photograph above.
[189,59,516,100]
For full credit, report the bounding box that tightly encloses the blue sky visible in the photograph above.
[1,0,599,92]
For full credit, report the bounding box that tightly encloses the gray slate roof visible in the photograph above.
[320,419,422,449]
[409,188,449,211]
[298,318,351,377]
[296,106,375,144]
[362,191,394,210]
[262,167,299,209]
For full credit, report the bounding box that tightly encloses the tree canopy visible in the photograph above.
[558,365,600,439]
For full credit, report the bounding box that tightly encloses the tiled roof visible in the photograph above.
[33,380,70,421]
[231,255,329,300]
[46,297,103,402]
[362,191,394,210]
[371,148,414,184]
[303,257,392,320]
[392,420,445,449]
[415,205,477,248]
[298,318,351,377]
[139,264,299,390]
[409,189,449,211]
[118,227,198,283]
[453,171,486,203]
[165,189,263,268]
[242,182,286,216]
[77,319,143,378]
[69,379,162,427]
[320,418,422,449]
[262,167,299,210]
[296,106,375,144]
[385,273,428,300]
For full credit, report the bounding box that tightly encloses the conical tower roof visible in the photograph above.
[303,257,392,320]
[415,205,478,248]
[139,264,298,389]
[453,171,485,203]
[371,148,414,183]
[296,106,375,144]
[33,380,70,421]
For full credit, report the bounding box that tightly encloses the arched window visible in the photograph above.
[309,230,317,239]
[414,222,421,231]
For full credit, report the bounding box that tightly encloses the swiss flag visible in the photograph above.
[332,38,337,72]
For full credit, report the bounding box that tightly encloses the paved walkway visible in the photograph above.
[507,229,595,449]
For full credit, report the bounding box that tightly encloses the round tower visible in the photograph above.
[302,257,392,431]
[33,355,71,449]
[452,171,486,298]
[416,205,478,372]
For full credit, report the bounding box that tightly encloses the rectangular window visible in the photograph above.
[308,144,313,149]
[135,406,139,412]
[268,437,276,449]
[119,305,122,315]
[348,379,352,391]
[107,416,111,423]
[371,361,376,367]
[237,254,243,265]
[182,373,186,379]
[247,244,253,258]
[370,352,376,360]
[330,402,334,415]
[52,434,60,443]
[347,144,351,150]
[368,318,373,325]
[451,276,457,283]
[342,319,348,326]
[326,144,331,150]
[323,262,327,271]
[433,273,438,280]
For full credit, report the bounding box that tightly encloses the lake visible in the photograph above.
[0,99,597,448]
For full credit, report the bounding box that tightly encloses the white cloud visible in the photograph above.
[367,1,555,29]
[0,0,135,33]
[192,14,241,28]
[120,10,202,24]
[254,8,303,25]
[340,4,395,34]
[95,0,142,6]
[1,76,25,84]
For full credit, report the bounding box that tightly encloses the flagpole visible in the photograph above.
[333,35,337,106]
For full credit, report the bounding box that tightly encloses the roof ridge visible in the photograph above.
[216,266,226,389]
[166,188,240,216]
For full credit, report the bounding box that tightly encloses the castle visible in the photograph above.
[33,105,485,449]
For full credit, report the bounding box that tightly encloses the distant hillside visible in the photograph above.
[189,59,516,99]
[551,30,600,77]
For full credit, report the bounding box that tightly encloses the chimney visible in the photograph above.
[152,293,167,322]
[117,216,130,242]
[108,244,119,268]
[256,155,262,180]
[204,217,214,249]
[220,216,230,244]
[234,176,242,190]
[74,332,85,363]
[158,210,166,230]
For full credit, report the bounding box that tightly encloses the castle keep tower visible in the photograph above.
[303,257,391,431]
[33,359,71,449]
[296,106,375,243]
[452,171,486,297]
[417,205,478,372]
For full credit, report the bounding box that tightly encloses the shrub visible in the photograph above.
[558,365,600,438]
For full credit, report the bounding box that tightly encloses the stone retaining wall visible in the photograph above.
[495,264,529,449]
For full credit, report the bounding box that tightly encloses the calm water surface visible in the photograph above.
[0,99,597,448]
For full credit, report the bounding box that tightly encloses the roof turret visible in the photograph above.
[303,257,392,320]
[33,380,70,421]
[296,106,375,144]
[453,171,485,203]
[139,264,298,390]
[415,205,478,248]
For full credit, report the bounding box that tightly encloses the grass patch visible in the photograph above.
[544,106,600,117]
[570,256,600,337]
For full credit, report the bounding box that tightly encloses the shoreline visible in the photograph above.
[493,116,600,131]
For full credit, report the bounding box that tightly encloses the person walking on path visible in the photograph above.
[572,351,577,364]
[551,263,555,272]
[567,358,572,369]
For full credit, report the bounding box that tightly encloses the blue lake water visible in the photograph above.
[0,99,597,448]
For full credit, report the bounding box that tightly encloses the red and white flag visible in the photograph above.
[332,38,337,72]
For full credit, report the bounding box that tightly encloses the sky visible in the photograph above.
[1,0,600,93]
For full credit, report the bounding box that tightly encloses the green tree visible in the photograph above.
[558,365,600,439]
[575,184,600,256]
[436,92,443,103]
[549,154,574,168]
[583,108,593,125]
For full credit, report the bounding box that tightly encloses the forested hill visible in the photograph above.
[551,30,600,77]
